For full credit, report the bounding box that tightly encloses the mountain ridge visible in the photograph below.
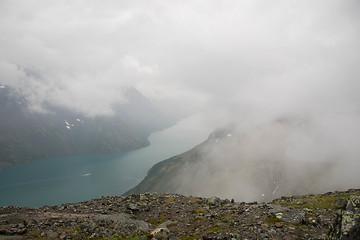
[0,85,171,169]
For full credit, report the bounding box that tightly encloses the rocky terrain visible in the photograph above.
[0,189,359,239]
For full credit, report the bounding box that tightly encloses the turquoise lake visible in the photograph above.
[0,115,210,207]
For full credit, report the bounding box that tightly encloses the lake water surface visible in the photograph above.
[0,115,211,207]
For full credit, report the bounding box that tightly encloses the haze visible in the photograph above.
[1,0,360,197]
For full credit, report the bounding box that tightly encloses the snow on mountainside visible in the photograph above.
[0,85,171,169]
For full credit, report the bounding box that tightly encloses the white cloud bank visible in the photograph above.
[0,0,359,120]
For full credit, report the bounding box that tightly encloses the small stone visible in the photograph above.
[128,203,139,211]
[207,197,221,206]
[47,230,58,238]
[268,228,276,234]
[275,222,284,228]
[0,227,7,234]
[260,232,269,238]
[60,232,67,239]
[150,227,170,240]
[16,228,27,235]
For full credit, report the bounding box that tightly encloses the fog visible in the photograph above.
[1,0,360,197]
[164,118,360,202]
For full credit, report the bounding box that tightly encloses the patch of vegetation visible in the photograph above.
[204,220,238,234]
[194,216,208,222]
[266,215,284,224]
[26,229,45,240]
[280,193,354,210]
[219,212,237,221]
[147,218,163,225]
[163,197,175,207]
[160,212,168,219]
[192,207,206,215]
[188,197,200,203]
[108,235,149,240]
[179,236,200,240]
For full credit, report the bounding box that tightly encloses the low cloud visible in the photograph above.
[1,0,359,119]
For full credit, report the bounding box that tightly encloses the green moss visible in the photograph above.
[179,236,200,240]
[266,215,284,224]
[219,212,237,220]
[147,218,163,225]
[163,197,175,207]
[159,212,168,219]
[108,235,148,240]
[280,192,359,210]
[203,221,238,234]
[194,216,208,222]
[192,207,206,215]
[188,197,200,203]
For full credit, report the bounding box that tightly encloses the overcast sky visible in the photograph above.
[0,0,359,123]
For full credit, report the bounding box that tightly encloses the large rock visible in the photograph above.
[327,195,360,239]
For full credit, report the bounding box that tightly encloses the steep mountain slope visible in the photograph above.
[126,120,345,202]
[0,85,171,169]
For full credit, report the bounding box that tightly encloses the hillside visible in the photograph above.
[0,189,359,239]
[0,85,171,169]
[125,120,352,203]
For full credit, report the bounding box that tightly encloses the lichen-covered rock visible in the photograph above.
[150,227,170,240]
[327,195,360,239]
[128,203,140,211]
[207,197,221,207]
[333,198,348,210]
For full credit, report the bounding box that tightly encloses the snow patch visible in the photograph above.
[0,85,5,89]
[66,125,71,130]
[76,118,85,123]
[272,181,279,195]
[226,134,232,137]
[65,120,70,126]
[215,137,219,143]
